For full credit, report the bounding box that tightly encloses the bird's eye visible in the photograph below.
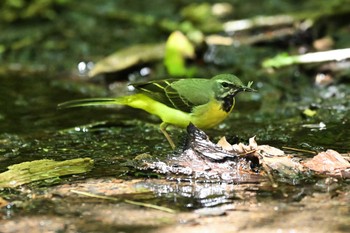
[221,82,231,88]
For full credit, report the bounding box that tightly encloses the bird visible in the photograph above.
[58,74,255,149]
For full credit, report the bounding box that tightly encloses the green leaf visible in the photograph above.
[88,43,165,77]
[164,31,196,77]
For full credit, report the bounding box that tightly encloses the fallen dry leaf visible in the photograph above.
[216,136,232,151]
[303,149,350,177]
[0,196,8,208]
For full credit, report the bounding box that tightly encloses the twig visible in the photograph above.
[282,146,317,155]
[224,15,295,32]
[70,189,176,213]
[263,48,350,68]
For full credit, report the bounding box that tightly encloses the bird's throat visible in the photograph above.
[221,95,235,113]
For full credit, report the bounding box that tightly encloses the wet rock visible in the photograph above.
[143,123,263,183]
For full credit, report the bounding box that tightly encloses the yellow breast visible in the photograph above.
[190,98,235,129]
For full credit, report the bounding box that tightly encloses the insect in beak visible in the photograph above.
[241,81,256,92]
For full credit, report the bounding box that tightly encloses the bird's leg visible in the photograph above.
[160,122,175,149]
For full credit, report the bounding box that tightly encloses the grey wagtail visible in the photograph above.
[58,74,255,148]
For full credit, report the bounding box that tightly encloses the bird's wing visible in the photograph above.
[164,84,194,113]
[169,79,212,106]
[132,79,211,113]
[131,79,183,110]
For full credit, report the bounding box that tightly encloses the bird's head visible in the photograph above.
[212,74,255,99]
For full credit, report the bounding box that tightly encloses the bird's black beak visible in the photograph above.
[230,82,256,97]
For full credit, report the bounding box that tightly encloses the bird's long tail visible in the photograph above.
[57,97,130,109]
